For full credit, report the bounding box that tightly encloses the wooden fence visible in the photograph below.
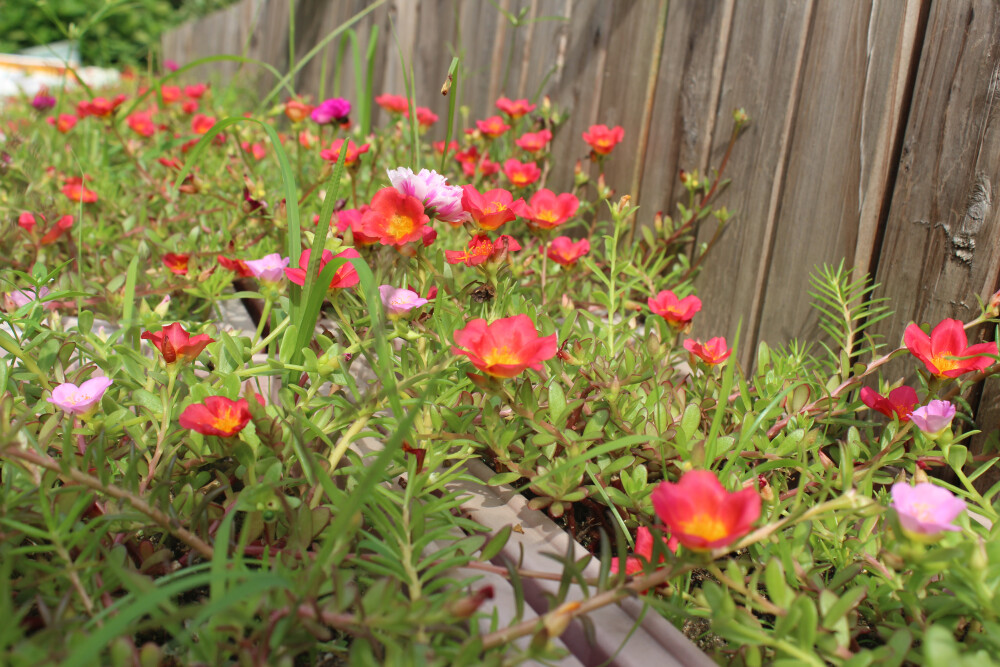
[164,0,1000,422]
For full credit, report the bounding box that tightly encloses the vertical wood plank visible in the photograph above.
[754,0,924,350]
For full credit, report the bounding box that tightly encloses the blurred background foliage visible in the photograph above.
[0,0,239,66]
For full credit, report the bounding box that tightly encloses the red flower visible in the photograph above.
[651,470,761,552]
[217,255,253,277]
[191,114,216,135]
[18,212,38,233]
[583,124,625,155]
[39,215,74,245]
[476,115,511,138]
[184,83,208,99]
[284,248,361,290]
[360,188,430,246]
[77,95,126,118]
[495,97,536,119]
[375,93,409,113]
[515,129,552,153]
[62,177,97,203]
[512,189,579,229]
[648,290,701,328]
[610,527,678,576]
[333,206,379,246]
[452,314,558,378]
[404,106,438,127]
[445,234,521,267]
[904,319,997,378]
[285,98,313,122]
[141,322,215,364]
[179,396,250,437]
[502,158,541,187]
[547,236,589,267]
[434,140,459,155]
[241,142,267,160]
[455,146,482,177]
[126,111,157,137]
[160,85,182,104]
[683,337,732,366]
[48,113,77,133]
[320,138,371,166]
[461,185,523,231]
[181,99,199,114]
[163,253,190,275]
[859,386,919,422]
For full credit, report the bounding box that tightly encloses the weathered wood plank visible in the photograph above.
[755,0,924,351]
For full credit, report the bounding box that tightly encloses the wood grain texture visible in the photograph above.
[755,0,923,349]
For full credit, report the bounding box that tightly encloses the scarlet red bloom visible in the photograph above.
[461,185,523,231]
[77,95,126,118]
[512,189,579,229]
[39,215,74,245]
[583,124,625,155]
[191,114,216,135]
[284,248,361,290]
[179,396,251,437]
[62,177,97,203]
[515,129,552,153]
[404,106,438,127]
[127,111,157,137]
[859,386,919,422]
[452,314,558,378]
[476,115,511,138]
[683,337,732,366]
[547,236,590,267]
[445,234,521,267]
[651,470,761,552]
[184,83,208,99]
[375,93,409,113]
[495,97,536,119]
[503,158,541,187]
[163,253,190,275]
[284,99,313,122]
[159,85,182,104]
[141,322,215,364]
[332,206,379,246]
[320,138,371,166]
[434,140,459,155]
[48,113,77,133]
[18,212,37,233]
[181,99,199,114]
[904,319,997,378]
[360,188,430,247]
[648,290,701,328]
[217,255,254,277]
[610,527,678,576]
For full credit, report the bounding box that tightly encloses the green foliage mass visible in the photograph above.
[0,0,238,66]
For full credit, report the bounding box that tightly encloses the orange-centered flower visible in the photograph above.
[320,138,371,166]
[495,97,536,119]
[582,124,625,155]
[162,253,190,275]
[284,248,361,290]
[903,318,997,378]
[651,470,761,552]
[284,98,314,123]
[127,111,157,137]
[512,189,579,230]
[61,177,97,203]
[141,322,215,365]
[476,115,511,138]
[445,234,521,267]
[191,114,216,135]
[360,187,430,246]
[502,158,541,188]
[452,315,558,378]
[461,185,523,231]
[547,236,590,267]
[683,337,731,366]
[179,396,251,437]
[648,290,701,329]
[515,129,552,153]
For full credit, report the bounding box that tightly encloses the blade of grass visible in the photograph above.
[440,57,460,174]
[121,256,139,349]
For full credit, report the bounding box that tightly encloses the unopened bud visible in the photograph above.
[757,474,774,502]
[989,289,1000,317]
[817,450,834,469]
[450,585,494,618]
[574,160,588,187]
[543,601,581,639]
[913,466,930,484]
[971,539,989,571]
[733,107,749,129]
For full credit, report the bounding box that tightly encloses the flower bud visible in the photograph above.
[543,601,581,639]
[450,585,495,619]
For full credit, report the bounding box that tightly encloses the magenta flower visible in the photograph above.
[164,59,179,72]
[244,253,289,282]
[910,400,957,438]
[379,285,429,317]
[47,377,113,415]
[31,93,57,111]
[387,167,467,224]
[311,98,351,125]
[890,482,965,535]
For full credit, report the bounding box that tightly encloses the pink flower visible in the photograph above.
[379,285,429,317]
[651,470,761,551]
[890,482,965,535]
[683,337,731,366]
[244,253,289,282]
[512,189,579,229]
[386,167,467,224]
[311,98,351,125]
[910,400,957,437]
[547,237,589,266]
[4,286,51,311]
[904,319,997,378]
[648,290,701,329]
[47,377,113,415]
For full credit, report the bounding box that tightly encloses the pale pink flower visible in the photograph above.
[387,167,468,224]
[910,400,957,438]
[4,286,51,311]
[47,377,113,415]
[890,482,965,535]
[244,253,289,282]
[379,285,428,317]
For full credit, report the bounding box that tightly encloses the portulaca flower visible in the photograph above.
[47,377,113,415]
[378,285,428,318]
[244,253,290,282]
[387,167,468,224]
[890,482,965,536]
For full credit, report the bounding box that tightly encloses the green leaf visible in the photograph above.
[822,586,867,630]
[765,559,791,609]
[480,525,512,561]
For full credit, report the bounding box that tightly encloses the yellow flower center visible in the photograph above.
[536,209,559,223]
[930,352,962,373]
[484,345,521,367]
[907,501,937,524]
[211,407,242,436]
[483,201,505,215]
[676,513,730,544]
[387,213,416,239]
